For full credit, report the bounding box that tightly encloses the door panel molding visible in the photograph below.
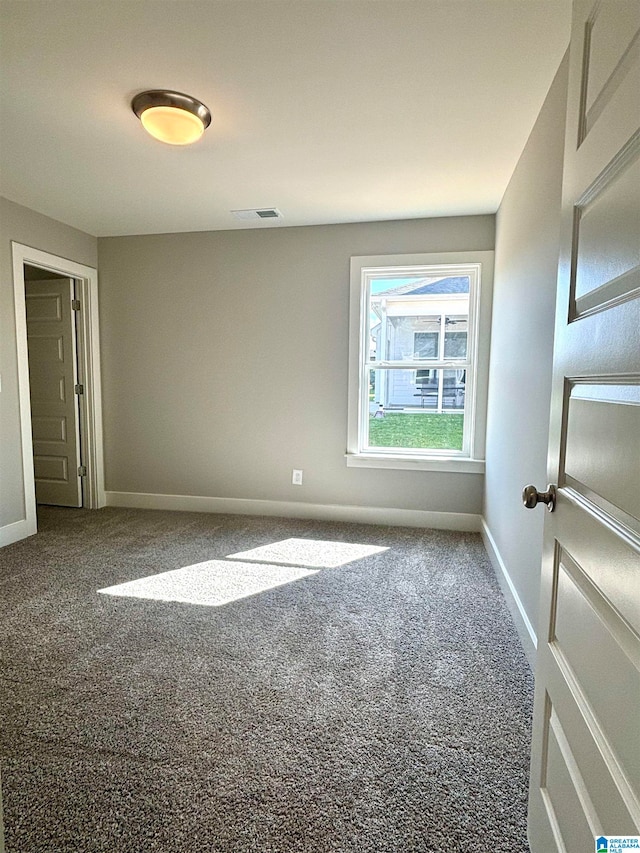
[580,3,640,143]
[570,129,640,319]
[545,701,600,843]
[546,649,639,830]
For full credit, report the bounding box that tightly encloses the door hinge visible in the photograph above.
[71,299,81,311]
[75,384,84,395]
[78,465,87,477]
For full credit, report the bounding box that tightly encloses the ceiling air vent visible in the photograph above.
[231,208,283,221]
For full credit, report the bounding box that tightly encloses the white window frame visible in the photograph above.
[346,251,493,472]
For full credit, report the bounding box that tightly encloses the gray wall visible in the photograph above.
[98,215,494,515]
[484,54,569,646]
[0,197,97,529]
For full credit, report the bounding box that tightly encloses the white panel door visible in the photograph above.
[527,1,640,851]
[26,278,82,507]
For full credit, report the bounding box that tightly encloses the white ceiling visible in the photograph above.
[0,0,571,237]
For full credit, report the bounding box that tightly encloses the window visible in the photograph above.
[347,252,493,472]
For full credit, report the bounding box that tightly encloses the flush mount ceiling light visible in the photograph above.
[131,90,211,145]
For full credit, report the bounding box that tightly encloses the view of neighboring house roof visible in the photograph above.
[369,274,471,330]
[374,276,470,297]
[405,276,469,295]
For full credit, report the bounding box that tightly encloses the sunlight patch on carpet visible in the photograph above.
[98,560,318,607]
[226,538,389,568]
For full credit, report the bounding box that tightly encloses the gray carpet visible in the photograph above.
[0,506,534,852]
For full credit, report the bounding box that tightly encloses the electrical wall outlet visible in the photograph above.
[292,469,303,485]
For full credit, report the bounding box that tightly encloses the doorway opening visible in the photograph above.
[12,243,105,536]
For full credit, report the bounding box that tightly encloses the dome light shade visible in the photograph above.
[140,106,204,145]
[132,90,211,145]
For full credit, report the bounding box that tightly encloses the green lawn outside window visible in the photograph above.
[368,413,464,451]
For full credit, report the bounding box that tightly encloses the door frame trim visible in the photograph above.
[12,242,105,527]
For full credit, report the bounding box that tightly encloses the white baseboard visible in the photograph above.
[481,518,537,669]
[0,517,37,548]
[105,491,482,532]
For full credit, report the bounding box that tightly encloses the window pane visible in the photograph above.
[370,275,470,297]
[368,368,464,451]
[370,314,442,362]
[369,277,470,364]
[372,368,465,411]
[443,368,466,410]
[444,316,468,358]
[414,330,439,359]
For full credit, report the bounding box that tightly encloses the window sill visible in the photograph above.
[345,453,485,473]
